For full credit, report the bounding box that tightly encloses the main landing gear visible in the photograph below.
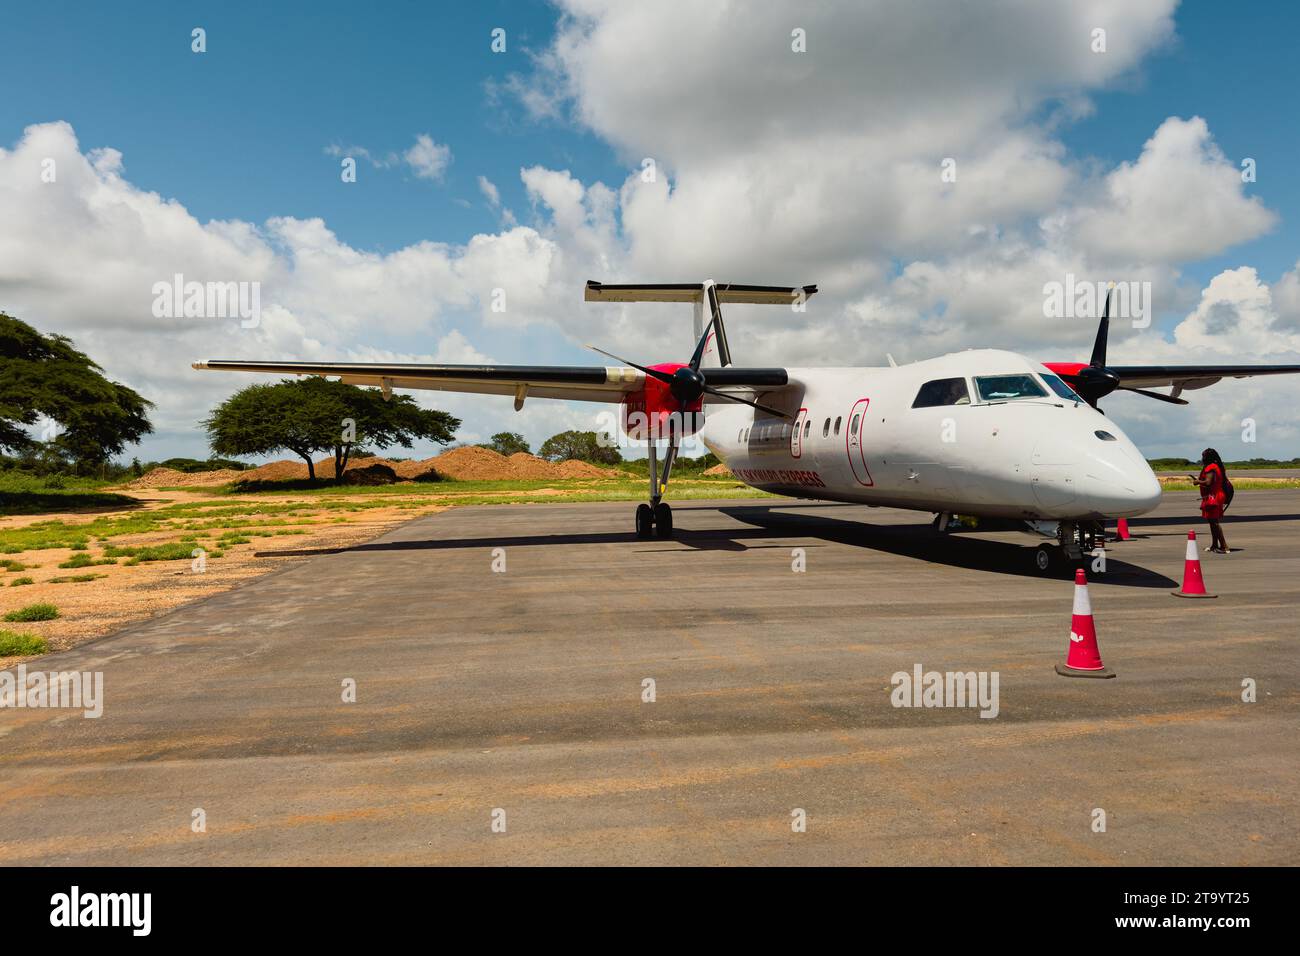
[635,439,677,539]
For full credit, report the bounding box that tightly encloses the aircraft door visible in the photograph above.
[845,398,874,487]
[790,407,808,458]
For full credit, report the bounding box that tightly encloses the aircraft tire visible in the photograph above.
[635,503,654,539]
[653,502,673,538]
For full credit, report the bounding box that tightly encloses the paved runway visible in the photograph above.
[1,490,1296,865]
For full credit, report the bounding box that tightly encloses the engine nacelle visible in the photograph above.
[622,363,705,442]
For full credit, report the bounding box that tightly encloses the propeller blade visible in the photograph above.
[1118,386,1189,406]
[701,385,790,418]
[687,316,716,371]
[585,345,675,384]
[1089,286,1111,368]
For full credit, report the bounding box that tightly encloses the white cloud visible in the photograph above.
[477,175,500,207]
[0,122,575,459]
[1067,117,1276,263]
[324,135,454,183]
[403,134,452,181]
[323,143,399,169]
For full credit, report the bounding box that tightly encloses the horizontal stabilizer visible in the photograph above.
[584,280,816,305]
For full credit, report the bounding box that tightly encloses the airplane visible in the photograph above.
[194,279,1300,572]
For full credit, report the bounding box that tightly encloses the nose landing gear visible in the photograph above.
[1032,520,1105,573]
[635,438,678,539]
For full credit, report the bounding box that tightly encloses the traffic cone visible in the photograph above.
[1114,518,1132,541]
[1055,569,1116,678]
[1171,530,1217,599]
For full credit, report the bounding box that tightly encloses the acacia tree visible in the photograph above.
[482,431,530,456]
[203,377,459,481]
[0,314,153,471]
[537,430,623,465]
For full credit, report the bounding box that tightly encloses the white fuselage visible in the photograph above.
[699,349,1162,521]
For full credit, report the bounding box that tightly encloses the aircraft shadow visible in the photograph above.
[256,503,1175,586]
[718,506,1178,587]
[255,527,811,558]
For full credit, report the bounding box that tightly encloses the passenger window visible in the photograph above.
[912,377,970,408]
[803,420,811,438]
[850,413,860,434]
[975,374,1048,402]
[1095,430,1117,441]
[823,418,830,437]
[833,416,842,435]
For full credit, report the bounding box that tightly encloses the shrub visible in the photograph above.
[2,602,60,622]
[0,630,48,656]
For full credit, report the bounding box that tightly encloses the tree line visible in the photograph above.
[2,314,721,482]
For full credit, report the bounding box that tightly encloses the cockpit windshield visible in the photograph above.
[1040,372,1083,402]
[974,374,1048,402]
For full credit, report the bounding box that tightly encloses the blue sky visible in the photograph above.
[4,1,1292,279]
[1060,2,1300,288]
[2,0,1300,460]
[1,1,624,252]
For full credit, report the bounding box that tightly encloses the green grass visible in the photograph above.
[0,630,48,656]
[48,573,107,583]
[1161,478,1300,492]
[102,541,206,565]
[3,602,60,622]
[8,576,34,586]
[1150,457,1300,471]
[1,559,33,572]
[57,553,116,569]
[0,473,139,516]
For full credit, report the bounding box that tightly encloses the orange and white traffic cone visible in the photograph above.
[1114,518,1132,541]
[1055,568,1116,678]
[1172,530,1217,599]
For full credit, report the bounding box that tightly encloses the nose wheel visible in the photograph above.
[635,439,679,538]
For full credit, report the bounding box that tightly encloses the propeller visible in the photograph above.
[1118,386,1189,405]
[1067,286,1184,408]
[1070,288,1121,408]
[587,321,790,419]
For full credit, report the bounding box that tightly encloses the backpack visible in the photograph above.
[1222,473,1234,511]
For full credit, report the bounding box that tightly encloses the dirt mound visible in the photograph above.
[703,463,732,476]
[128,448,618,488]
[232,459,310,483]
[429,446,616,481]
[122,467,246,489]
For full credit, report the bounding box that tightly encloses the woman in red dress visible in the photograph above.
[1191,448,1229,553]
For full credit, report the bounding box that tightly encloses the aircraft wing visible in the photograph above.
[1106,364,1300,391]
[191,360,789,404]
